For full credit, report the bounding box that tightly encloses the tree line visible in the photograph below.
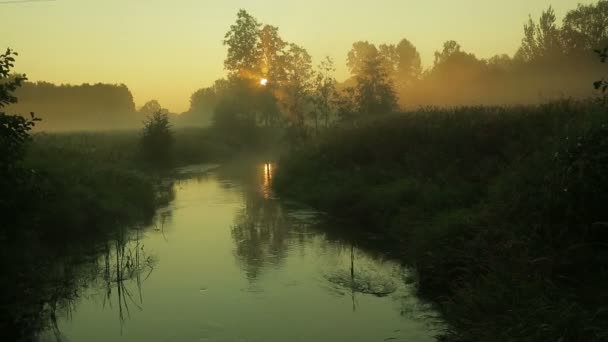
[5,1,608,132]
[7,82,138,131]
[181,1,608,139]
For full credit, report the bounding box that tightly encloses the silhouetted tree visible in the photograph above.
[283,43,313,128]
[212,78,261,139]
[138,99,164,116]
[354,48,398,114]
[0,48,39,225]
[379,39,422,90]
[562,0,608,54]
[515,7,563,62]
[257,24,288,85]
[311,56,337,131]
[347,41,379,76]
[224,9,262,78]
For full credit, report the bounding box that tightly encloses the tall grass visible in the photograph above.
[274,99,608,341]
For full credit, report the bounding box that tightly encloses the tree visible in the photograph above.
[138,99,164,116]
[178,81,227,127]
[487,54,513,71]
[283,43,314,128]
[393,39,423,89]
[355,48,398,114]
[562,0,608,53]
[311,56,337,132]
[257,24,288,85]
[515,7,563,62]
[347,41,378,76]
[333,86,358,122]
[377,39,423,106]
[212,78,259,135]
[223,9,262,78]
[0,48,39,224]
[0,48,39,173]
[140,110,173,167]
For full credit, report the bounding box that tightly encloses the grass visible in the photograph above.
[273,99,608,341]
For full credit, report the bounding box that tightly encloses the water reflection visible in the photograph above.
[42,227,158,341]
[229,161,305,282]
[262,162,274,199]
[100,229,156,333]
[27,161,441,342]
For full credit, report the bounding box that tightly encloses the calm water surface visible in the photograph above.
[51,162,440,342]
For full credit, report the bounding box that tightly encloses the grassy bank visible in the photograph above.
[274,100,608,341]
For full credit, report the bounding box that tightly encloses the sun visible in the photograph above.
[260,78,268,86]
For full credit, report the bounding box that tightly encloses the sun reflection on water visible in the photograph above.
[262,162,274,199]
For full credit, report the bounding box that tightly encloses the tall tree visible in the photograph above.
[283,43,313,127]
[379,39,423,95]
[257,24,288,85]
[311,56,337,132]
[516,7,563,62]
[223,9,262,78]
[347,41,379,76]
[355,48,398,114]
[562,0,608,53]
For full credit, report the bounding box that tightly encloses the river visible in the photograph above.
[43,161,441,342]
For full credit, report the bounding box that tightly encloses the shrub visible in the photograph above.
[140,110,174,167]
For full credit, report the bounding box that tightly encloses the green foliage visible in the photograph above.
[140,110,174,167]
[274,100,608,341]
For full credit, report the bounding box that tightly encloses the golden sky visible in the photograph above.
[3,0,594,112]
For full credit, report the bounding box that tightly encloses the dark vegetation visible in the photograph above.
[274,101,608,341]
[1,49,165,340]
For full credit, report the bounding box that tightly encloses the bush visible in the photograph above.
[140,110,174,167]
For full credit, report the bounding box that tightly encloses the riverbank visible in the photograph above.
[273,100,608,341]
[3,131,160,341]
[2,126,282,341]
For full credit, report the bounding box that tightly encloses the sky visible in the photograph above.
[3,0,596,112]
